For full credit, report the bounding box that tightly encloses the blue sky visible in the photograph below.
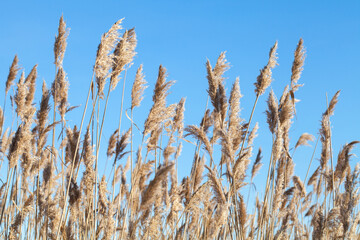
[0,1,359,196]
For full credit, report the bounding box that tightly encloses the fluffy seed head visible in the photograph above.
[254,41,278,96]
[24,65,38,109]
[266,90,279,134]
[143,65,175,135]
[131,64,147,110]
[110,28,137,91]
[95,19,123,98]
[54,15,69,67]
[295,133,314,149]
[291,38,306,91]
[6,55,20,95]
[228,77,242,132]
[14,72,27,120]
[173,98,186,137]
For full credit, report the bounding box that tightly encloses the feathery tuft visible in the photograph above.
[110,28,137,90]
[254,41,278,96]
[95,19,123,98]
[54,15,69,67]
[6,55,20,95]
[131,64,147,110]
[295,133,314,149]
[291,38,306,92]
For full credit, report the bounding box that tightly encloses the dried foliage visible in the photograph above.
[0,16,358,240]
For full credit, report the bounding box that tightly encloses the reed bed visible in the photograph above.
[0,16,359,240]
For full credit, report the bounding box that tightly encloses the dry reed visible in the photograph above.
[0,16,358,240]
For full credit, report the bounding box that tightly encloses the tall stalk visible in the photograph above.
[55,72,93,240]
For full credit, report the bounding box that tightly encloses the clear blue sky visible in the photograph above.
[0,1,359,195]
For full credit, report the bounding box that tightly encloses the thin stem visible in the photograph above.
[304,136,320,184]
[55,71,93,240]
[326,93,336,207]
[92,84,112,236]
[117,69,127,137]
[130,109,133,187]
[2,94,7,136]
[257,134,275,240]
[233,93,260,238]
[0,166,14,226]
[237,94,259,158]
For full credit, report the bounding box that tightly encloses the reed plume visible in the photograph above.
[334,141,359,184]
[266,90,279,134]
[5,55,20,96]
[184,125,213,157]
[114,128,131,165]
[291,38,306,92]
[110,28,137,91]
[294,133,314,150]
[320,91,340,169]
[254,41,278,96]
[24,65,37,116]
[228,77,242,132]
[143,65,175,136]
[95,19,123,98]
[54,15,69,67]
[1,17,359,240]
[140,163,174,211]
[206,52,229,106]
[107,129,119,158]
[52,66,69,123]
[14,71,27,120]
[131,64,147,110]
